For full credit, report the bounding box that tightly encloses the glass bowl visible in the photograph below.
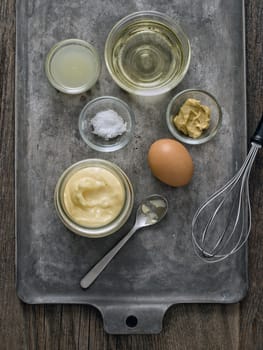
[105,11,191,96]
[166,89,222,145]
[45,39,101,94]
[79,96,135,152]
[54,159,134,238]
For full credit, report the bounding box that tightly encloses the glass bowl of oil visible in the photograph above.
[45,39,101,94]
[105,11,191,96]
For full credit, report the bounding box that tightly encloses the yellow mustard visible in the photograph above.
[63,167,125,227]
[173,98,211,138]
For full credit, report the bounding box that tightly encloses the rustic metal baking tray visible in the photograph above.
[16,0,248,334]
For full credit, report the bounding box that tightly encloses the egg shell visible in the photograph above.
[148,139,194,187]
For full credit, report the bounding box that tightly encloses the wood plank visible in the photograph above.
[240,1,263,349]
[0,1,28,349]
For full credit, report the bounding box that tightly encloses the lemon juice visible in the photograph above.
[46,39,101,94]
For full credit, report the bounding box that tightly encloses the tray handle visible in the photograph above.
[97,303,169,334]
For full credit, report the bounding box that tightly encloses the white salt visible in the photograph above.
[90,109,127,140]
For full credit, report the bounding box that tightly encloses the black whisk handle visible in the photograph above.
[251,114,263,146]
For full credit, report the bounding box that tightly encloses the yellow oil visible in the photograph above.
[50,44,98,89]
[111,20,184,90]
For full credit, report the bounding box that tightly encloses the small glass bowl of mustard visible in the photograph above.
[54,159,134,238]
[166,89,222,145]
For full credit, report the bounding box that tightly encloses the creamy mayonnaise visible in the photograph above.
[63,167,125,227]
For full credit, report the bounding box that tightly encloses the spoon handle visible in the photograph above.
[80,226,138,289]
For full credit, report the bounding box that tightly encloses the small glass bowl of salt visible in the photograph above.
[79,96,135,152]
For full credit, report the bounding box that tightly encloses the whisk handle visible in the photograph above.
[251,114,263,146]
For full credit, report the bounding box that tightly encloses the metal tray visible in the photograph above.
[16,0,248,334]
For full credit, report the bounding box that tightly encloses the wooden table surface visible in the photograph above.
[0,0,262,349]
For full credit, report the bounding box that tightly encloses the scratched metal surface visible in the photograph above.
[16,0,247,334]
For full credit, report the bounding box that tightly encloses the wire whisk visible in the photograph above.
[192,114,263,263]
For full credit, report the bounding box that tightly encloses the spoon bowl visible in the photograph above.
[135,194,168,227]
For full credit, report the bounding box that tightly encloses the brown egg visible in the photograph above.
[148,139,194,187]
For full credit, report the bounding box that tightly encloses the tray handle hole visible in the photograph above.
[126,315,138,328]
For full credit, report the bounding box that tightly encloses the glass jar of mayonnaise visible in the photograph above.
[54,159,134,238]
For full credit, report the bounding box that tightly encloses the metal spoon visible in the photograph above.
[80,194,168,289]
